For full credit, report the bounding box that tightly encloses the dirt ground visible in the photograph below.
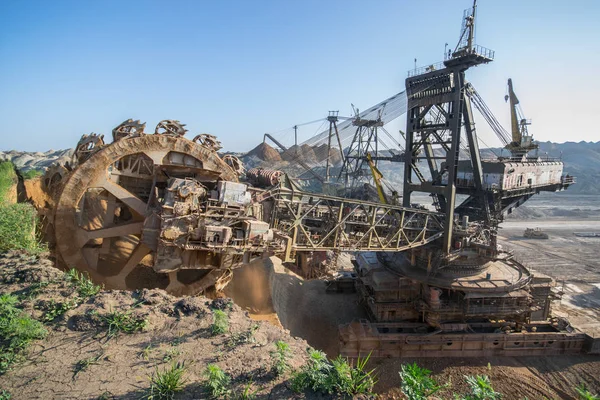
[228,256,600,400]
[1,246,600,399]
[499,219,600,338]
[0,251,311,400]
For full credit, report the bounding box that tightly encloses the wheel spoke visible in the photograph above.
[95,177,148,216]
[78,222,145,247]
[105,242,151,289]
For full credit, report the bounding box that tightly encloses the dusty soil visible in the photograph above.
[0,251,311,400]
[1,250,599,399]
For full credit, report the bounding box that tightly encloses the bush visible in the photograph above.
[291,349,376,396]
[210,309,229,336]
[0,294,47,374]
[203,364,231,399]
[399,362,448,400]
[147,361,187,400]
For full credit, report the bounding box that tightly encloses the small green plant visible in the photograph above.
[40,298,79,323]
[226,324,258,348]
[270,340,291,376]
[0,389,11,400]
[576,383,599,400]
[210,309,229,336]
[457,375,501,400]
[203,363,231,399]
[66,269,102,298]
[290,349,331,393]
[234,380,259,400]
[72,352,104,380]
[399,362,448,400]
[147,361,187,400]
[0,294,47,374]
[140,343,155,361]
[162,347,181,363]
[331,352,376,395]
[102,310,147,339]
[19,281,50,300]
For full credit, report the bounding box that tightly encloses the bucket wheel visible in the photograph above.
[53,133,238,296]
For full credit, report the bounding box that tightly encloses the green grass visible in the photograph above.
[0,161,45,254]
[291,349,376,396]
[0,294,47,374]
[234,380,259,400]
[210,309,229,336]
[576,383,599,400]
[146,361,187,400]
[270,340,291,377]
[66,269,103,298]
[0,389,11,400]
[0,162,16,203]
[203,364,231,399]
[102,310,147,339]
[0,203,45,254]
[20,169,43,180]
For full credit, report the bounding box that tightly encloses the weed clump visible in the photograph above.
[39,298,79,323]
[0,294,46,374]
[102,310,147,339]
[147,361,186,400]
[203,363,231,399]
[291,349,376,396]
[66,269,102,298]
[210,309,228,336]
[0,203,45,254]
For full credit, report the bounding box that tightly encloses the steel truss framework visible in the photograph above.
[269,186,444,257]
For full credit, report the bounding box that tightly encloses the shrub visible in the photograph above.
[291,349,376,396]
[203,363,231,399]
[0,294,47,374]
[147,361,187,400]
[270,340,291,376]
[399,362,448,400]
[210,309,228,336]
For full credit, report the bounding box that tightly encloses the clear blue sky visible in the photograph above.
[1,0,599,152]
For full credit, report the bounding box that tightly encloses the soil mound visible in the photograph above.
[245,142,282,162]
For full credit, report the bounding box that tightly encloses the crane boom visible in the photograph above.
[504,78,537,157]
[366,152,388,204]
